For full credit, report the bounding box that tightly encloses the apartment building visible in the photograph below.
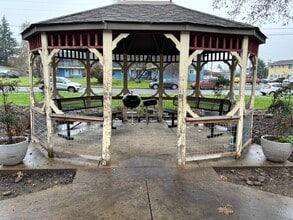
[268,59,293,80]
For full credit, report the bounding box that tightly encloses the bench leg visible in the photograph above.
[145,106,149,124]
[58,122,74,140]
[207,123,223,138]
[168,113,177,128]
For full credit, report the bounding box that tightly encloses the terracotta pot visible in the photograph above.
[0,136,29,166]
[261,135,293,163]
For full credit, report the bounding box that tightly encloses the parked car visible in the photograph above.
[234,77,240,83]
[0,73,7,78]
[0,72,19,78]
[282,78,293,87]
[245,76,260,84]
[191,79,217,90]
[260,82,282,96]
[39,76,82,92]
[271,77,286,83]
[149,79,178,90]
[260,78,271,84]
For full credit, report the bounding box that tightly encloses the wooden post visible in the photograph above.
[51,57,62,99]
[28,53,36,107]
[81,51,97,97]
[101,30,113,166]
[190,55,206,97]
[177,32,190,165]
[224,57,238,102]
[90,33,128,165]
[28,52,36,137]
[248,56,258,109]
[39,33,54,157]
[158,54,164,121]
[195,57,202,97]
[165,33,202,165]
[236,36,249,158]
[122,53,130,121]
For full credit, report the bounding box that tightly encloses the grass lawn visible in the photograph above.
[1,90,273,110]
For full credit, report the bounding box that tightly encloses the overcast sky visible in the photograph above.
[1,0,292,63]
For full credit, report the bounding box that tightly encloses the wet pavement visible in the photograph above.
[0,122,292,219]
[0,166,292,219]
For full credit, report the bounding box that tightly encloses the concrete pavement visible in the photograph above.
[0,167,292,219]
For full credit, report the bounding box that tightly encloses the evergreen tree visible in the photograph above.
[0,16,17,66]
[257,59,268,79]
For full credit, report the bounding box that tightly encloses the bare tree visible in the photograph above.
[10,22,30,75]
[213,0,293,25]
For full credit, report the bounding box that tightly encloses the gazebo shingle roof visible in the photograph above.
[39,2,251,29]
[23,1,265,43]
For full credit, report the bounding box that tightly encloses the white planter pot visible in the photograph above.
[261,135,293,163]
[0,136,29,166]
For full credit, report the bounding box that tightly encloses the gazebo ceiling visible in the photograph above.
[114,32,180,55]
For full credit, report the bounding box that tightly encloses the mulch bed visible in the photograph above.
[214,111,293,198]
[0,169,76,201]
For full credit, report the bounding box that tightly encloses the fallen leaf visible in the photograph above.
[219,175,228,181]
[217,206,234,215]
[27,179,33,184]
[2,191,12,196]
[16,171,24,178]
[15,176,23,183]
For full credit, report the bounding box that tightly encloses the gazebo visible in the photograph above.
[22,1,266,165]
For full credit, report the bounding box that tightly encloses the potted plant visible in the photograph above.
[261,83,293,162]
[0,80,30,165]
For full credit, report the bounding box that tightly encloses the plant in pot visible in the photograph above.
[260,83,293,162]
[0,80,30,165]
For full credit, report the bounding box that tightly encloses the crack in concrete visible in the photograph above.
[145,180,153,220]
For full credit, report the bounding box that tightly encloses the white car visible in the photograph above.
[39,76,82,92]
[260,83,282,96]
[282,78,293,87]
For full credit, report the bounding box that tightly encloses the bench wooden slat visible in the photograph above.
[50,113,104,123]
[186,116,240,124]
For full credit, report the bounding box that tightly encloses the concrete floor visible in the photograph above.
[0,121,292,219]
[4,120,292,170]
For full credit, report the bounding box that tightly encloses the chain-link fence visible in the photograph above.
[31,107,103,159]
[52,119,103,158]
[31,107,47,147]
[185,118,238,161]
[242,110,253,147]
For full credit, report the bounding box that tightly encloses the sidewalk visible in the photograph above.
[0,166,292,219]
